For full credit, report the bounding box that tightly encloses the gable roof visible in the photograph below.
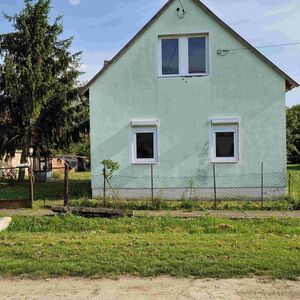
[80,0,299,95]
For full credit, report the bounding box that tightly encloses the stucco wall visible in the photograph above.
[89,0,286,196]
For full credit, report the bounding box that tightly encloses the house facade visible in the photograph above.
[82,0,298,199]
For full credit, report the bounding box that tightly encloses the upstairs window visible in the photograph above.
[162,38,179,75]
[158,34,208,77]
[188,37,206,74]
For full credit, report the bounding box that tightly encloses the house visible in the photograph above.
[81,0,298,199]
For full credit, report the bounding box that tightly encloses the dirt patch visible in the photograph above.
[0,276,299,299]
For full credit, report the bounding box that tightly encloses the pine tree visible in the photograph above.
[0,0,86,179]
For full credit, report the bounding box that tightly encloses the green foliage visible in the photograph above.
[0,0,88,158]
[54,134,90,164]
[69,198,296,211]
[101,159,120,181]
[286,105,300,161]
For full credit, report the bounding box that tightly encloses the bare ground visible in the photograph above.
[0,276,299,300]
[1,208,300,218]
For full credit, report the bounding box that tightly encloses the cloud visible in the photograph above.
[79,63,87,71]
[68,0,81,6]
[264,4,297,17]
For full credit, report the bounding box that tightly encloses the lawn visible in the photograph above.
[0,215,299,279]
[0,171,91,202]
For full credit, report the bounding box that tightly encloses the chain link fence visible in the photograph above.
[93,164,297,206]
[34,166,92,207]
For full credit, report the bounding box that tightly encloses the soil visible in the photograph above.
[0,276,299,300]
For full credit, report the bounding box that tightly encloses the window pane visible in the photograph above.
[136,132,154,159]
[162,39,179,75]
[188,37,206,74]
[216,132,234,157]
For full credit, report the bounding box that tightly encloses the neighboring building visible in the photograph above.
[81,0,298,199]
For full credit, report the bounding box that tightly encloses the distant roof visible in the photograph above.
[80,0,299,95]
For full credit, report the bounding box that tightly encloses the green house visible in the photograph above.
[81,0,298,200]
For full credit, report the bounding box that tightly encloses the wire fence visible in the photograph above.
[0,163,92,208]
[94,164,298,207]
[0,162,299,210]
[35,167,91,206]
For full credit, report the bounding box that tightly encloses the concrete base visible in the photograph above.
[92,187,286,200]
[0,217,12,231]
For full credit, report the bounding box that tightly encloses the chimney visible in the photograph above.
[103,60,110,67]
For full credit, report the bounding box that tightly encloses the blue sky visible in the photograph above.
[1,0,300,106]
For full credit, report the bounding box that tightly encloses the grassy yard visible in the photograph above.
[0,171,91,202]
[0,215,299,279]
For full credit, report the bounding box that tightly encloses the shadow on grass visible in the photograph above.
[287,164,300,172]
[34,179,92,201]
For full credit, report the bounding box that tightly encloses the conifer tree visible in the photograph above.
[0,0,87,179]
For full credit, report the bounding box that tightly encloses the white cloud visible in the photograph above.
[68,0,81,6]
[79,63,87,71]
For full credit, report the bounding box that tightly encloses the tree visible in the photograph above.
[0,0,86,179]
[286,105,300,162]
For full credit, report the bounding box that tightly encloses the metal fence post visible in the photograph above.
[213,164,217,208]
[150,164,154,202]
[64,163,69,206]
[103,166,106,204]
[261,162,264,208]
[28,166,33,209]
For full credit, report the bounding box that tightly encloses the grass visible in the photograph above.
[0,171,91,202]
[68,197,300,211]
[0,215,299,279]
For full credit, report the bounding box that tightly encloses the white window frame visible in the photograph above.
[131,122,159,165]
[158,33,209,77]
[210,121,239,163]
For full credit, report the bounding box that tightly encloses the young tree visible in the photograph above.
[0,0,85,180]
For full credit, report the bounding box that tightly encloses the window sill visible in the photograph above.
[132,161,158,165]
[211,160,239,164]
[157,73,209,78]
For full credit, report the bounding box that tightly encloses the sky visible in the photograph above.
[1,0,300,106]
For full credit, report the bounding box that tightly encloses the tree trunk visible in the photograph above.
[18,145,28,182]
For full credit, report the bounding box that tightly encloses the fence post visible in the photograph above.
[213,164,217,208]
[28,166,33,209]
[150,164,154,202]
[288,172,291,198]
[103,166,106,204]
[43,166,46,207]
[261,162,264,209]
[64,163,69,206]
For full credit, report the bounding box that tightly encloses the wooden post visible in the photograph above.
[288,172,291,198]
[28,166,33,208]
[43,166,46,207]
[103,166,106,204]
[64,163,69,206]
[261,162,264,209]
[213,164,217,208]
[151,164,154,202]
